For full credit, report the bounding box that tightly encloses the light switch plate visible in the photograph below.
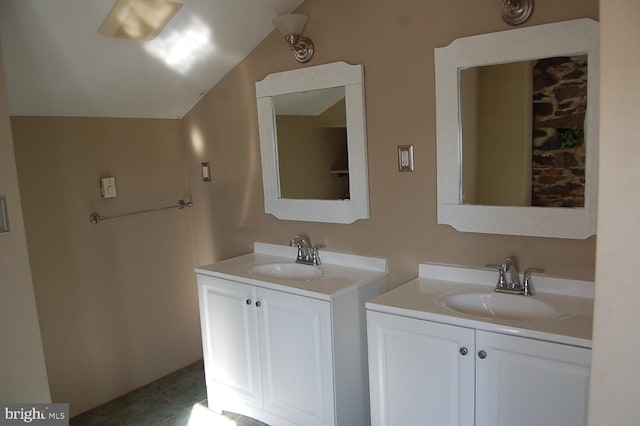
[100,177,117,198]
[398,145,414,172]
[201,162,211,182]
[0,196,9,234]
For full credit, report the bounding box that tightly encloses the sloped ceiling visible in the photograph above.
[0,0,302,118]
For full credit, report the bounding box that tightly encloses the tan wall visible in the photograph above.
[183,0,598,287]
[460,68,479,204]
[277,114,349,199]
[475,62,532,206]
[0,38,50,404]
[316,98,346,128]
[589,0,640,423]
[11,117,200,416]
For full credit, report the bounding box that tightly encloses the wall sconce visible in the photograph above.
[273,14,314,63]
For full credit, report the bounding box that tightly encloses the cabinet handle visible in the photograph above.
[245,299,252,305]
[478,350,487,359]
[255,301,262,307]
[459,347,468,356]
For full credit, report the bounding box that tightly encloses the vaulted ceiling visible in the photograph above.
[0,0,301,118]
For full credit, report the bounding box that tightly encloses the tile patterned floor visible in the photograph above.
[70,360,268,426]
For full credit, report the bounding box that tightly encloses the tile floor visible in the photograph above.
[70,360,268,426]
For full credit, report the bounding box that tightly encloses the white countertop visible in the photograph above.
[195,242,388,301]
[366,263,594,348]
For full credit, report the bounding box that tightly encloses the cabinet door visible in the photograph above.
[197,276,262,413]
[475,331,591,426]
[257,288,335,426]
[367,311,475,426]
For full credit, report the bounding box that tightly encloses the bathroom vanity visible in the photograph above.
[366,263,593,426]
[196,243,387,426]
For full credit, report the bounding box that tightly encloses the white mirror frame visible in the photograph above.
[435,19,599,239]
[256,61,369,223]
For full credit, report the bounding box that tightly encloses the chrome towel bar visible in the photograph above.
[89,199,192,224]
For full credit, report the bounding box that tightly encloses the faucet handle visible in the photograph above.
[487,263,507,288]
[311,247,321,266]
[522,268,543,296]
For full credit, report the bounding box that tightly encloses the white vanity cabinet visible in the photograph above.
[198,275,334,426]
[197,277,262,411]
[366,263,594,426]
[366,311,475,425]
[196,242,388,426]
[367,311,591,426]
[475,330,590,426]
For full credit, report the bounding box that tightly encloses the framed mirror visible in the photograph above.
[256,61,369,223]
[435,19,599,238]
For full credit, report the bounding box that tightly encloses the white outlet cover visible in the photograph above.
[398,145,414,172]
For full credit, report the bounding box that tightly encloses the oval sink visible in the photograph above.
[436,291,560,321]
[249,263,323,281]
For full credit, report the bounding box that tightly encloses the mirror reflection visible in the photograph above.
[460,55,588,208]
[274,87,349,200]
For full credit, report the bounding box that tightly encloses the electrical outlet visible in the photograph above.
[398,145,414,172]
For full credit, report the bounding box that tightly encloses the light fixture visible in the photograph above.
[273,14,314,63]
[501,0,534,26]
[98,0,183,41]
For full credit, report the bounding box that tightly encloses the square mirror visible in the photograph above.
[435,19,599,239]
[256,62,369,223]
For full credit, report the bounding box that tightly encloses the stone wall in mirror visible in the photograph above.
[256,62,369,224]
[460,55,588,208]
[435,19,599,239]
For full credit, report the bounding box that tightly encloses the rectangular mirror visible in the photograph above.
[274,87,349,200]
[435,19,599,239]
[256,62,369,223]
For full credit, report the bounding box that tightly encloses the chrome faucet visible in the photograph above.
[506,259,521,289]
[487,256,542,296]
[487,257,516,289]
[289,235,321,266]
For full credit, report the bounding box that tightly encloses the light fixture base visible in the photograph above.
[501,0,534,26]
[288,35,314,63]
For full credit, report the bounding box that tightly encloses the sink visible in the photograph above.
[249,263,323,281]
[436,291,561,321]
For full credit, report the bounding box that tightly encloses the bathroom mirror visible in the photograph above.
[256,61,369,223]
[435,19,599,238]
[274,87,349,200]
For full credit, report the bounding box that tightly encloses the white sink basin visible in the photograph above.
[249,263,323,281]
[436,291,561,321]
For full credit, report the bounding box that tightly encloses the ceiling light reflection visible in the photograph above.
[144,16,214,75]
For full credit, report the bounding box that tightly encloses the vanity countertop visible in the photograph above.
[366,263,594,348]
[196,242,387,301]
